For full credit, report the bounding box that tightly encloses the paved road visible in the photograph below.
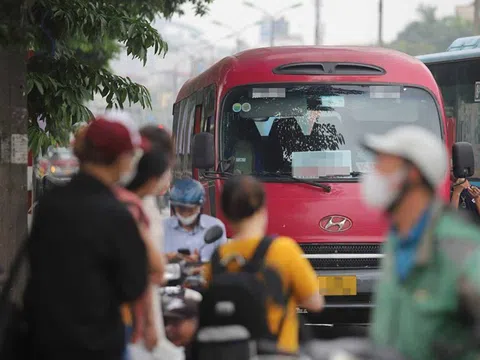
[309,324,369,339]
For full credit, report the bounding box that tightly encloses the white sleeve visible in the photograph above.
[143,196,165,252]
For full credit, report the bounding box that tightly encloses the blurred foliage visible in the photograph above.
[0,0,213,155]
[388,4,474,56]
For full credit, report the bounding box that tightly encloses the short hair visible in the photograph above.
[221,175,265,222]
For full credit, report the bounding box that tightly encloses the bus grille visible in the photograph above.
[300,243,383,270]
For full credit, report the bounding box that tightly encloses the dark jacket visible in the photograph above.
[24,172,148,360]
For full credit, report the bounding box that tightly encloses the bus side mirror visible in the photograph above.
[452,142,475,178]
[192,132,215,169]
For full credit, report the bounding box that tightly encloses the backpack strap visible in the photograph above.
[276,287,292,338]
[243,236,274,273]
[210,246,225,275]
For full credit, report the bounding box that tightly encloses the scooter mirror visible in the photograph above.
[204,225,224,244]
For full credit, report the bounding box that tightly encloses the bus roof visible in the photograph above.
[417,36,480,65]
[416,48,480,64]
[176,46,436,103]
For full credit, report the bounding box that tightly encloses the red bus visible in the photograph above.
[172,46,472,324]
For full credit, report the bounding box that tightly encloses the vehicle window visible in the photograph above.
[204,85,215,135]
[428,59,480,178]
[221,84,441,178]
[183,96,196,177]
[49,148,74,161]
[172,95,197,178]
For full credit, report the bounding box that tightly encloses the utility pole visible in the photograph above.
[0,1,28,295]
[378,0,384,46]
[235,38,241,53]
[314,0,322,45]
[172,64,179,95]
[270,16,275,47]
[475,0,480,35]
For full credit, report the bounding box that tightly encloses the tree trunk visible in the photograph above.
[0,46,28,297]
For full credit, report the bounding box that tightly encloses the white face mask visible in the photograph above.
[177,212,200,226]
[118,171,136,186]
[117,149,143,187]
[361,169,407,210]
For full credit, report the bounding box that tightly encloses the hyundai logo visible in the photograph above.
[319,215,353,232]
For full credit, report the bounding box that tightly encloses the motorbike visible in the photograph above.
[163,224,224,290]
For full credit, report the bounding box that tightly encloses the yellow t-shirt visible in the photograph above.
[204,236,319,353]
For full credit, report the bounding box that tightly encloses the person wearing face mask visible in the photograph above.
[451,176,480,223]
[23,114,150,360]
[115,146,170,357]
[163,178,227,263]
[360,125,480,360]
[125,125,184,360]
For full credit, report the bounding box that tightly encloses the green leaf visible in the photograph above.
[127,23,136,38]
[34,79,44,95]
[26,79,34,95]
[119,88,127,104]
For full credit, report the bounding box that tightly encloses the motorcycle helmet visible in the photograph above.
[170,178,205,208]
[361,125,448,190]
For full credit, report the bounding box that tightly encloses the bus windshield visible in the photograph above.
[221,84,441,178]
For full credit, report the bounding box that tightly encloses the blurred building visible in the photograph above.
[260,17,289,42]
[456,2,475,22]
[258,16,304,46]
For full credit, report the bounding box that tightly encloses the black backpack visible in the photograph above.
[195,236,291,359]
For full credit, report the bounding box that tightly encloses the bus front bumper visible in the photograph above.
[299,269,381,325]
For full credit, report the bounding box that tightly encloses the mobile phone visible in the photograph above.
[178,248,191,256]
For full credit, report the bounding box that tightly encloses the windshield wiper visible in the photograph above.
[326,171,363,177]
[307,171,364,178]
[254,171,331,192]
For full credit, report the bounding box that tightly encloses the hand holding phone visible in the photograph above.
[177,248,191,256]
[468,185,480,199]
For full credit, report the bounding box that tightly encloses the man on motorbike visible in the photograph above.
[163,178,227,262]
[360,125,480,360]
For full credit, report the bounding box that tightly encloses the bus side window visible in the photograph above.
[172,101,184,179]
[205,116,214,134]
[204,85,216,135]
[192,104,203,180]
[183,96,196,178]
[201,85,216,217]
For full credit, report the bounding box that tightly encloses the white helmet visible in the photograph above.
[362,125,448,189]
